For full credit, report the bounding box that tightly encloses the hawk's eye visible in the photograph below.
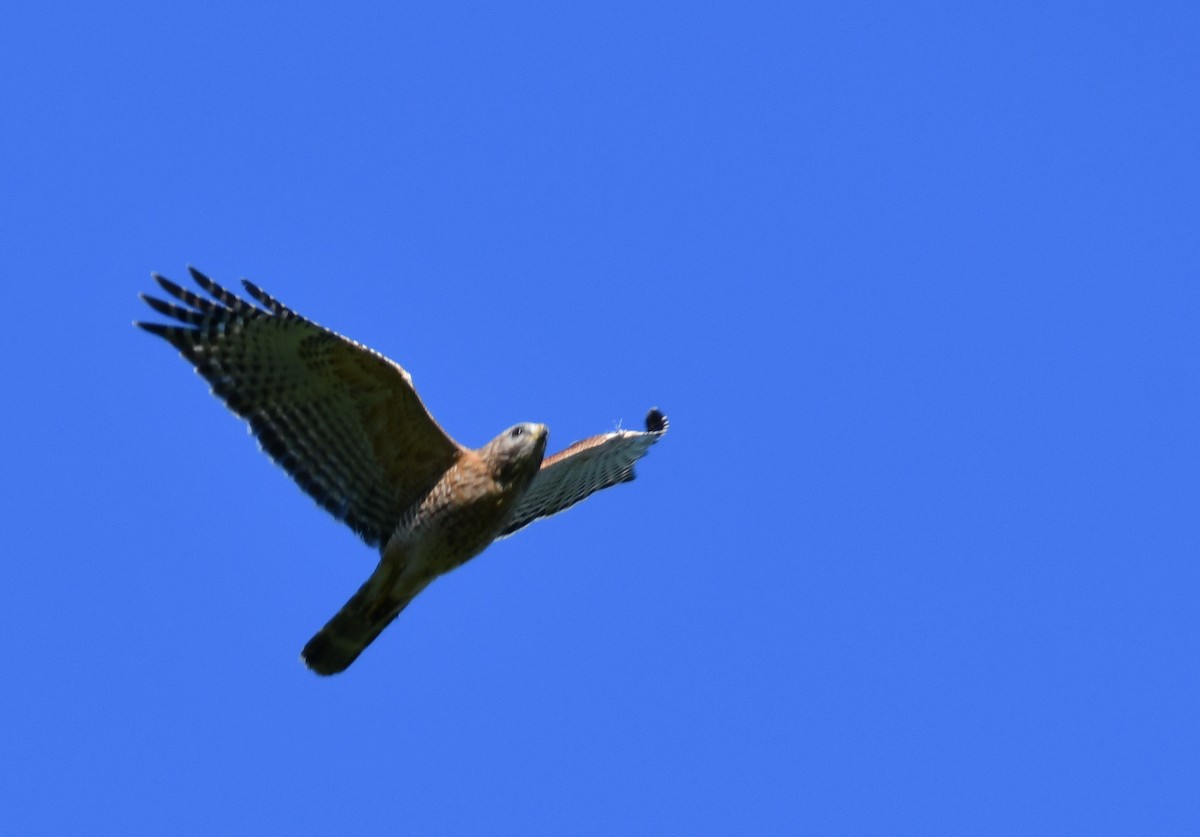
[511,426,524,438]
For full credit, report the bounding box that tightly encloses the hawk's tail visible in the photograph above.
[301,574,427,676]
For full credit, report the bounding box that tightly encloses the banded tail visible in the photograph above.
[302,573,428,675]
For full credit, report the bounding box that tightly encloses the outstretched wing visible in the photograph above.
[137,267,463,548]
[499,409,668,537]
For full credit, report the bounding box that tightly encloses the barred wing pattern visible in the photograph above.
[499,409,668,538]
[136,268,463,548]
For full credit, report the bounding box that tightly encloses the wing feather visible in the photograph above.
[499,409,668,537]
[136,267,463,548]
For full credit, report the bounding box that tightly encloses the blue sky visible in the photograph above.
[2,1,1197,833]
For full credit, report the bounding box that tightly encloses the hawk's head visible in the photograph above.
[480,422,548,489]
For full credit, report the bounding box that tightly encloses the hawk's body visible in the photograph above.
[137,268,667,675]
[303,426,547,674]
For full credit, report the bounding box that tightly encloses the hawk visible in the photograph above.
[137,268,667,675]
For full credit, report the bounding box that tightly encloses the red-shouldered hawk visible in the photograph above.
[137,268,668,675]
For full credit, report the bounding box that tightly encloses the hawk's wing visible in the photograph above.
[137,267,463,549]
[499,409,668,538]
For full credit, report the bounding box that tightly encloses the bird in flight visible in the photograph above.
[137,268,667,675]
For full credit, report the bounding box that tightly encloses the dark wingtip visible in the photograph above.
[135,320,172,338]
[152,273,184,297]
[241,278,289,316]
[645,408,668,433]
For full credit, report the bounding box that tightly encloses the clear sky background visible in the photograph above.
[2,2,1197,833]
